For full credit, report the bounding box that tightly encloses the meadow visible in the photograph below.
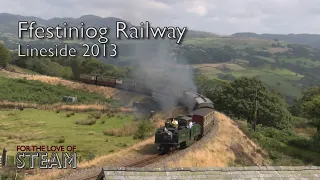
[194,63,304,97]
[183,36,273,49]
[0,76,111,104]
[0,108,139,158]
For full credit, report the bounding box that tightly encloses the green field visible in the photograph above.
[195,63,304,97]
[184,36,272,49]
[0,76,111,104]
[279,57,320,68]
[0,109,137,157]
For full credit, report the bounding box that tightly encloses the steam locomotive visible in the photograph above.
[154,106,215,153]
[79,74,215,153]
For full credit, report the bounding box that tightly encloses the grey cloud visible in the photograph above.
[1,0,320,34]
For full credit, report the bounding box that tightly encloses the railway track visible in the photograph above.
[122,153,168,168]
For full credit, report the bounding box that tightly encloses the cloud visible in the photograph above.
[1,0,319,34]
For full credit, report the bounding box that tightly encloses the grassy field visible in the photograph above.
[0,76,111,104]
[0,108,138,157]
[279,57,320,68]
[194,63,304,97]
[184,36,272,49]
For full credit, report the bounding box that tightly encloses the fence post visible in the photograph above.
[2,148,7,166]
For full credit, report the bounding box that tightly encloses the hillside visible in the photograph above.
[232,32,320,49]
[21,111,267,180]
[178,36,320,103]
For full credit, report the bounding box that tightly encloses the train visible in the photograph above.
[79,74,215,154]
[79,74,213,111]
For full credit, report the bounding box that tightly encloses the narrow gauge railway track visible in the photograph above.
[122,153,169,168]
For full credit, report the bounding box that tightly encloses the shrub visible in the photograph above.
[87,152,95,161]
[92,112,102,119]
[75,119,97,125]
[55,110,60,113]
[133,120,156,139]
[116,143,128,147]
[55,136,65,143]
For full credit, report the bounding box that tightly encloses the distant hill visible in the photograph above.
[0,13,215,39]
[232,32,320,49]
[0,13,132,39]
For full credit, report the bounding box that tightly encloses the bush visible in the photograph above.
[55,136,65,143]
[116,143,128,147]
[133,120,156,139]
[55,110,60,113]
[92,112,102,119]
[75,119,97,125]
[87,152,95,161]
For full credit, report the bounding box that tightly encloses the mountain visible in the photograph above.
[0,13,216,40]
[0,13,132,39]
[232,32,320,49]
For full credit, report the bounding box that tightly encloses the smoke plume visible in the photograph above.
[129,39,196,111]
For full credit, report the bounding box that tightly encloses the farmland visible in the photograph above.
[0,108,138,158]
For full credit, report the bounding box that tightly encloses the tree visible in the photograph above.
[290,87,320,151]
[0,43,11,67]
[196,76,292,130]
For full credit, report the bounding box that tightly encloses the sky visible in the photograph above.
[1,0,320,35]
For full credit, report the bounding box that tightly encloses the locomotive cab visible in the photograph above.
[155,116,201,153]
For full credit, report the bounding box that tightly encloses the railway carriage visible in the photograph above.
[192,107,215,135]
[181,91,214,112]
[96,76,117,87]
[79,74,97,85]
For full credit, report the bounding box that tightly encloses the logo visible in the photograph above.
[15,145,77,169]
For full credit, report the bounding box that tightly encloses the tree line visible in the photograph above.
[0,43,132,79]
[195,75,320,153]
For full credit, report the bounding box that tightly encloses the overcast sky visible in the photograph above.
[1,0,319,34]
